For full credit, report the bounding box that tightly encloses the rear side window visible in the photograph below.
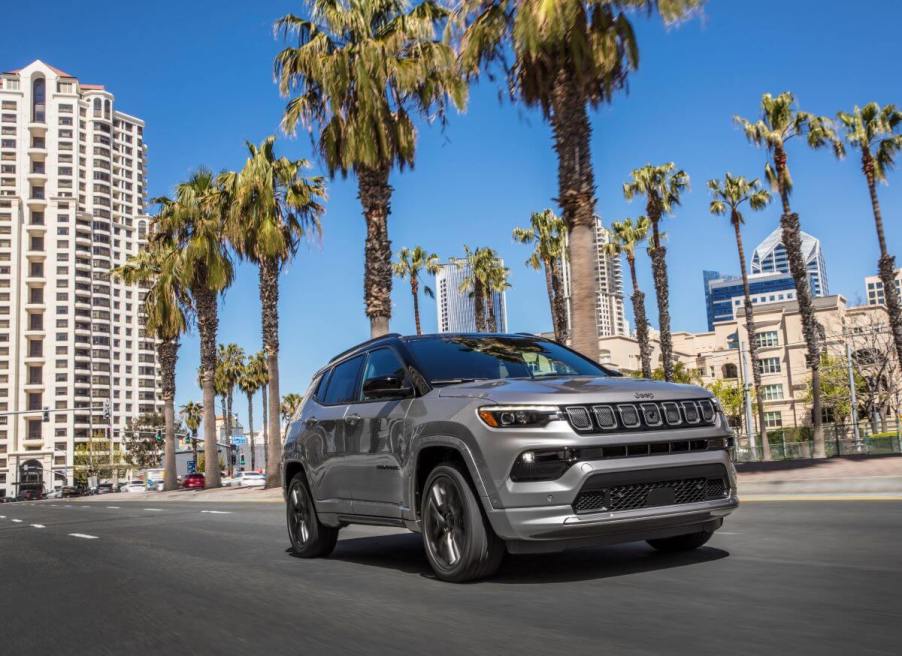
[322,355,364,405]
[313,371,330,401]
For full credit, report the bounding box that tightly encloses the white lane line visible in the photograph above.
[11,519,23,523]
[68,533,99,540]
[106,506,120,509]
[143,508,163,512]
[200,510,232,515]
[31,524,45,529]
[0,515,6,519]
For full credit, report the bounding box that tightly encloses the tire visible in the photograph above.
[647,529,713,553]
[286,473,338,558]
[421,464,504,582]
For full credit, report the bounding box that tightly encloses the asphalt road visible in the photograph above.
[2,498,900,656]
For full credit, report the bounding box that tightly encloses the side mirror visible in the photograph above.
[363,374,413,400]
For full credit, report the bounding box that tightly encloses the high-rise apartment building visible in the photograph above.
[561,216,628,338]
[703,270,798,330]
[0,61,159,495]
[751,227,829,296]
[865,268,902,306]
[435,260,508,333]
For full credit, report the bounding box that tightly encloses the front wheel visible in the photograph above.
[421,464,504,582]
[286,474,338,558]
[647,529,713,552]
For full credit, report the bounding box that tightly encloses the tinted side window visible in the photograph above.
[313,371,330,401]
[362,348,406,400]
[322,355,364,405]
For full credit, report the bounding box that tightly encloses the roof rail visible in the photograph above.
[328,333,402,363]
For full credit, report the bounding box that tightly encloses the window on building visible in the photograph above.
[721,363,738,379]
[32,77,46,122]
[757,357,781,374]
[764,411,782,429]
[753,331,779,348]
[761,384,783,401]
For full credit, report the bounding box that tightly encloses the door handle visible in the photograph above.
[345,413,361,426]
[305,417,319,428]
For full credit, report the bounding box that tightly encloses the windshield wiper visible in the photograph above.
[430,377,487,386]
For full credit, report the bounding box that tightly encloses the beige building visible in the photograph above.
[0,60,158,494]
[599,295,895,438]
[865,268,902,306]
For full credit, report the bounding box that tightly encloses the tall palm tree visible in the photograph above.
[223,136,325,488]
[455,0,701,361]
[154,168,234,487]
[217,343,245,477]
[112,237,191,491]
[605,217,652,378]
[248,350,271,471]
[623,163,689,382]
[485,257,511,333]
[708,173,773,461]
[179,401,203,472]
[736,92,844,459]
[393,246,440,335]
[274,0,466,339]
[513,209,567,342]
[837,103,902,367]
[281,393,305,441]
[238,353,268,471]
[456,245,498,332]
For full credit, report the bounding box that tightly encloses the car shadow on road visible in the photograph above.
[326,533,730,584]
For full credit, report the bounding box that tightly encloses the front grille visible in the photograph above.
[572,464,730,515]
[565,399,717,434]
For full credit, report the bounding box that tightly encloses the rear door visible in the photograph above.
[343,347,413,517]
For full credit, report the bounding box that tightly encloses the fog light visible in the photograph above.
[521,451,535,464]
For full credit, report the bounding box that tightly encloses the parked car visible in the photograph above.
[123,481,147,494]
[61,486,82,498]
[95,483,115,495]
[0,496,15,503]
[182,473,205,489]
[282,333,738,582]
[236,472,265,488]
[46,488,63,499]
[16,489,45,501]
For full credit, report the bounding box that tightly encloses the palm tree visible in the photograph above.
[154,168,234,487]
[274,1,466,339]
[393,247,440,335]
[513,210,567,342]
[237,353,267,471]
[736,92,844,459]
[605,217,652,378]
[217,343,245,477]
[485,257,511,333]
[455,0,701,361]
[456,245,498,332]
[223,136,325,488]
[179,401,203,472]
[112,237,191,491]
[623,163,689,382]
[837,103,902,367]
[708,174,773,460]
[248,350,271,471]
[281,393,305,441]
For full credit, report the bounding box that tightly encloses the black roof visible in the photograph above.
[327,332,547,364]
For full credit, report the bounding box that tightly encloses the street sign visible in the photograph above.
[231,436,247,445]
[187,460,196,474]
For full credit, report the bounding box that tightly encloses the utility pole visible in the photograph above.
[845,339,861,449]
[736,335,757,455]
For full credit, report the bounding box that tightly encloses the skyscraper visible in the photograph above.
[0,61,159,495]
[703,270,798,331]
[751,227,828,296]
[434,260,508,333]
[561,217,628,338]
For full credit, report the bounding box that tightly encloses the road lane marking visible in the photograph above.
[68,533,98,540]
[200,510,232,515]
[143,508,163,512]
[106,506,120,509]
[31,524,45,529]
[11,519,22,523]
[0,515,5,519]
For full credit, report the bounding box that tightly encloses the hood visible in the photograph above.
[436,376,710,405]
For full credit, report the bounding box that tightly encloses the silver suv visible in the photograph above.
[282,333,738,582]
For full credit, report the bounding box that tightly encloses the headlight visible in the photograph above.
[476,405,562,429]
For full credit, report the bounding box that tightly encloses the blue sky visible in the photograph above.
[4,0,902,421]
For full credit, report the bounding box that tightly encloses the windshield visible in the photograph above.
[405,335,607,384]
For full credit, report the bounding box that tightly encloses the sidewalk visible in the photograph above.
[76,485,284,504]
[737,454,902,497]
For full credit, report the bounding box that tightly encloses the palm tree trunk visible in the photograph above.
[733,216,771,461]
[864,152,902,368]
[774,147,825,458]
[486,289,497,332]
[159,338,179,491]
[411,277,422,336]
[550,256,568,343]
[550,68,599,362]
[195,285,221,487]
[260,258,282,488]
[648,212,673,382]
[358,165,393,338]
[261,384,269,472]
[627,255,653,379]
[473,279,486,332]
[542,257,559,341]
[246,392,255,471]
[225,391,234,477]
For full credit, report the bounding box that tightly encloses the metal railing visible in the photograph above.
[735,420,902,462]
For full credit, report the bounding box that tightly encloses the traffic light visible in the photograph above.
[42,407,49,423]
[240,454,245,466]
[154,429,163,444]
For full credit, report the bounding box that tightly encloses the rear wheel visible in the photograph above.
[647,529,713,552]
[286,473,338,558]
[421,464,504,582]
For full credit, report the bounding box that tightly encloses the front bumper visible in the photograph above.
[483,451,738,552]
